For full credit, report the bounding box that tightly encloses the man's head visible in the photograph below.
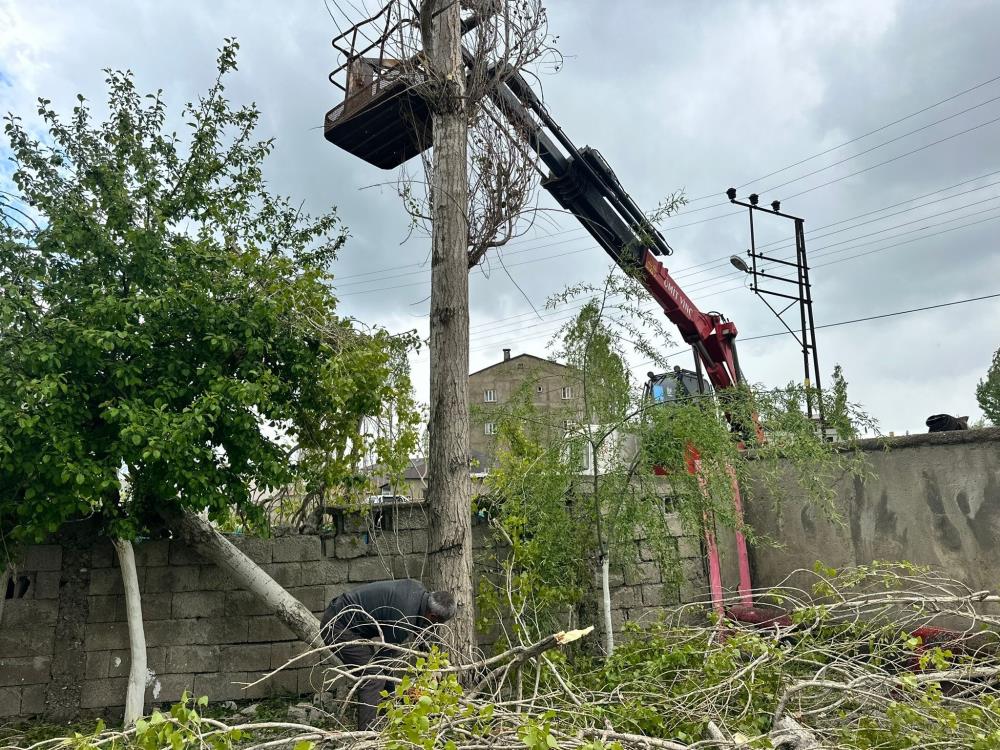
[423,590,457,623]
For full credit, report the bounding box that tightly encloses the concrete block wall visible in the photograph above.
[747,427,1000,596]
[598,516,709,645]
[1,503,702,720]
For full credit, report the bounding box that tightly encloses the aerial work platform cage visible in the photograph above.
[324,2,431,170]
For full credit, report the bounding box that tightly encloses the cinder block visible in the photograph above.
[3,599,57,627]
[192,671,249,702]
[84,622,129,651]
[324,583,351,605]
[89,567,125,596]
[348,555,391,582]
[611,586,642,609]
[140,593,174,620]
[230,536,272,565]
[134,540,169,567]
[269,642,297,669]
[610,608,629,630]
[638,542,658,562]
[253,666,299,697]
[105,648,165,679]
[172,591,226,619]
[0,656,51,686]
[271,536,322,563]
[199,618,249,645]
[0,627,54,658]
[91,543,115,569]
[80,677,127,709]
[33,571,62,599]
[22,545,62,572]
[0,687,19,717]
[677,535,702,560]
[167,645,221,673]
[146,673,194,705]
[300,560,349,586]
[19,684,46,715]
[168,541,205,566]
[624,561,661,587]
[247,617,295,643]
[107,651,131,678]
[143,619,202,647]
[603,566,625,588]
[85,650,110,680]
[391,555,426,580]
[298,666,326,695]
[640,584,670,607]
[395,507,428,531]
[87,595,124,623]
[220,643,271,672]
[225,590,273,617]
[147,647,167,674]
[665,512,685,537]
[330,535,369,560]
[142,566,200,593]
[266,563,303,589]
[198,565,236,592]
[287,585,325,613]
[409,529,430,554]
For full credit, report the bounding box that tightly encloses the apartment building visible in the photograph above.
[468,348,581,459]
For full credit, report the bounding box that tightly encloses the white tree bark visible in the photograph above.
[112,538,146,726]
[0,563,11,628]
[422,0,476,659]
[164,508,321,645]
[600,554,614,655]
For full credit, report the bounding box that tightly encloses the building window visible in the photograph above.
[563,420,572,431]
[483,389,496,403]
[579,444,593,472]
[561,386,573,400]
[485,422,497,435]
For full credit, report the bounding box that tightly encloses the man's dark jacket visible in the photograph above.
[321,578,431,645]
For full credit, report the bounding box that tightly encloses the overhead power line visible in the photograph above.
[447,210,1000,355]
[624,291,1000,373]
[683,71,1000,203]
[742,292,1000,343]
[332,72,1000,283]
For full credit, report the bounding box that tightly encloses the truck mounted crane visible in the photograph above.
[321,10,765,621]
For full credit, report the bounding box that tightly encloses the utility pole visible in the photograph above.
[420,0,475,658]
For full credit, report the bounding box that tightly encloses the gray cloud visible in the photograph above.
[2,0,998,433]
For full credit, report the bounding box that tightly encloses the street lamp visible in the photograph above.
[730,255,751,274]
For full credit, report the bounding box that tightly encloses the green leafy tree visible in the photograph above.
[0,41,418,561]
[478,269,877,654]
[823,364,858,440]
[976,347,1000,425]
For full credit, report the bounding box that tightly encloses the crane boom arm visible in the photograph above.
[483,67,743,390]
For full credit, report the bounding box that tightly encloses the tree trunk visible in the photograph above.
[422,0,476,660]
[599,554,614,655]
[163,508,321,645]
[0,563,11,629]
[113,538,147,725]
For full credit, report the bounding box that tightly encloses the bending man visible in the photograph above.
[320,578,456,730]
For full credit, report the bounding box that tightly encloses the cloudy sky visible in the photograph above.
[3,0,999,434]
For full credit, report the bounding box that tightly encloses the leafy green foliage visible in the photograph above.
[477,267,877,640]
[826,364,857,440]
[976,346,1000,425]
[0,40,419,557]
[477,383,591,635]
[381,648,475,750]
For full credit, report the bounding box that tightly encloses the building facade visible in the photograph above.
[468,349,582,459]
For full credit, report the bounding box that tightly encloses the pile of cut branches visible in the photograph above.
[8,565,1000,750]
